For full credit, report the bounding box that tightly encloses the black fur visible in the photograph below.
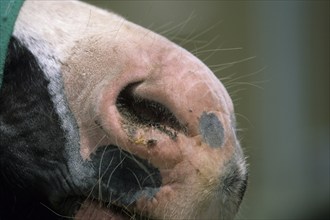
[0,38,67,219]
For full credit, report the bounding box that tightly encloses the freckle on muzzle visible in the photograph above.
[199,112,225,148]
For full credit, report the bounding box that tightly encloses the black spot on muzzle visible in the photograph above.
[199,112,225,148]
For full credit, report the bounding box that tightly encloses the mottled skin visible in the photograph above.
[0,0,247,219]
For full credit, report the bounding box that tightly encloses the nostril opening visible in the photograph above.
[116,82,187,135]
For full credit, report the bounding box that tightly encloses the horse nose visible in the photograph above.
[94,40,234,169]
[62,25,246,219]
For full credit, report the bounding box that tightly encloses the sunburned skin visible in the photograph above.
[2,0,248,219]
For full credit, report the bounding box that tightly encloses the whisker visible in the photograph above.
[235,112,255,129]
[169,12,196,44]
[39,203,74,219]
[180,20,223,47]
[106,156,126,187]
[123,152,158,187]
[194,46,243,55]
[158,11,196,36]
[227,81,265,90]
[222,66,267,84]
[126,167,143,190]
[209,56,256,69]
[98,144,111,201]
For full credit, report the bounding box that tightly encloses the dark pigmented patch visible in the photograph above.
[89,145,162,206]
[199,112,225,148]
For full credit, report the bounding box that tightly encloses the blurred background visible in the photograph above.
[84,1,329,219]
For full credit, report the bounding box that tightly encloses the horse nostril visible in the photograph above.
[116,82,187,136]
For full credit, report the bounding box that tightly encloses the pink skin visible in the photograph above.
[66,31,237,219]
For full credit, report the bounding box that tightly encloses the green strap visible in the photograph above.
[0,0,25,89]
